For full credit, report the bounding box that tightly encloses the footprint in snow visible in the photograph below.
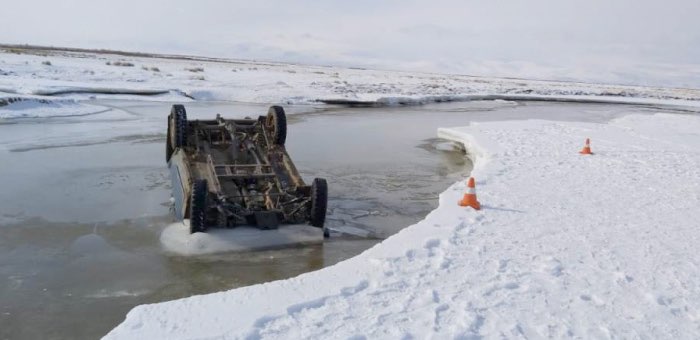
[424,238,441,251]
[580,294,606,306]
[497,259,509,273]
[536,256,564,277]
[405,249,416,259]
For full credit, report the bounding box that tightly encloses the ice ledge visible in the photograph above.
[160,221,323,255]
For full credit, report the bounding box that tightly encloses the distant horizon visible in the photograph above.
[1,1,698,88]
[4,43,696,92]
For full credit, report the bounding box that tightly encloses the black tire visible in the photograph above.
[166,116,174,162]
[170,104,188,149]
[189,179,208,233]
[309,178,328,228]
[266,106,287,146]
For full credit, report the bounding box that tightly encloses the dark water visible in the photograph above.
[0,100,477,339]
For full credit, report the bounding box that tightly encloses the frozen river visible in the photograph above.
[0,99,688,339]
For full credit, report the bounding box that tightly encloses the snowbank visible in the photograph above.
[0,96,108,119]
[2,47,700,119]
[106,113,700,339]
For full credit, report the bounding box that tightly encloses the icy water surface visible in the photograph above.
[1,99,691,339]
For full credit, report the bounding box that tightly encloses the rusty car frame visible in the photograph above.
[165,104,328,234]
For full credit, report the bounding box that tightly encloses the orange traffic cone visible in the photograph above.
[458,177,481,210]
[579,138,593,155]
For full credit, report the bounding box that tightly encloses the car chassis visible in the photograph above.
[166,104,328,234]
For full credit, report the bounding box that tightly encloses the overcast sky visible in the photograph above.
[1,0,698,88]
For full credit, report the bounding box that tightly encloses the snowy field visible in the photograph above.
[107,112,700,338]
[3,2,700,89]
[2,46,700,122]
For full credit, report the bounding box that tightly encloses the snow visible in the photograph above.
[0,97,109,119]
[3,45,700,338]
[3,1,700,88]
[161,221,323,256]
[106,112,700,339]
[2,48,700,121]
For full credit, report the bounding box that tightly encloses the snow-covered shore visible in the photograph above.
[5,46,700,338]
[2,46,700,121]
[106,112,700,339]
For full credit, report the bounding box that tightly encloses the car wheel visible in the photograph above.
[266,105,287,146]
[171,104,188,149]
[190,179,208,233]
[310,178,328,228]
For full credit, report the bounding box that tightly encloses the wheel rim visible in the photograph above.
[169,117,177,149]
[267,113,276,137]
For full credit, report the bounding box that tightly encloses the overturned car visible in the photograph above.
[166,104,328,234]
